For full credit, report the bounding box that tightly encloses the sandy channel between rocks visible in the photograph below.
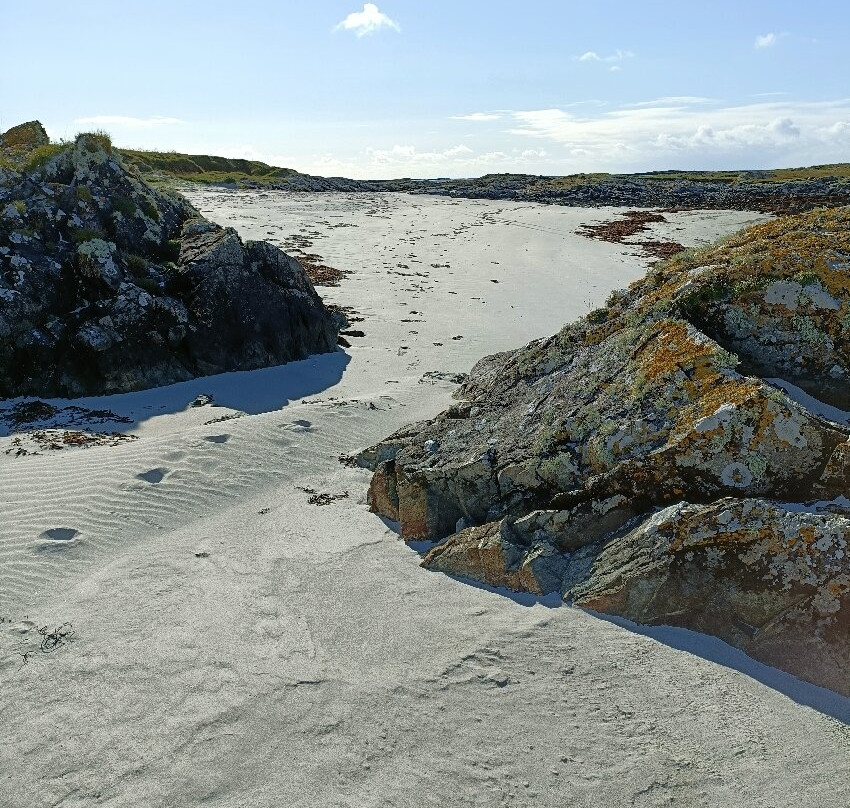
[3,192,847,808]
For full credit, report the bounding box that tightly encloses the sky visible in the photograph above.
[2,1,850,179]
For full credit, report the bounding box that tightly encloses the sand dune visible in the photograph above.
[3,193,848,807]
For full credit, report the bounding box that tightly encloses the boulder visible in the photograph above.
[0,125,338,397]
[360,206,850,694]
[571,499,850,697]
[0,121,49,161]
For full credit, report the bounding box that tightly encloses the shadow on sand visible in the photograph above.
[384,518,850,716]
[0,349,351,433]
[590,611,850,724]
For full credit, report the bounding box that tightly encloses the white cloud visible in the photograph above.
[755,32,777,48]
[334,4,399,37]
[365,144,472,165]
[450,112,503,122]
[74,115,184,129]
[576,49,633,64]
[194,144,300,166]
[505,99,850,169]
[139,99,850,181]
[300,142,560,179]
[825,121,850,138]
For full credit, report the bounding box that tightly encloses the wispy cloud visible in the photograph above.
[302,143,558,179]
[520,149,548,159]
[334,3,400,37]
[755,32,779,48]
[627,96,715,108]
[450,112,503,122]
[74,115,184,129]
[575,49,634,64]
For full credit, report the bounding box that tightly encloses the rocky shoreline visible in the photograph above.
[359,206,850,695]
[405,174,850,214]
[5,118,850,696]
[113,134,850,216]
[182,172,850,215]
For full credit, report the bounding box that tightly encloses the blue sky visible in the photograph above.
[3,1,849,178]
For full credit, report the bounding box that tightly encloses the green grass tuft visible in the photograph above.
[70,227,102,244]
[76,130,113,153]
[23,144,65,171]
[112,196,137,217]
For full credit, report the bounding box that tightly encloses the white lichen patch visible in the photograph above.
[721,462,753,488]
[771,412,808,448]
[695,404,736,434]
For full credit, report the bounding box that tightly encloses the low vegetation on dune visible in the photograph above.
[119,149,303,186]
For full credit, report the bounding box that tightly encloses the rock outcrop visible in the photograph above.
[0,121,50,163]
[0,126,338,397]
[360,206,850,694]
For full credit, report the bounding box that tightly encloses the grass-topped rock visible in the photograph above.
[0,124,338,397]
[359,206,850,695]
[0,121,50,165]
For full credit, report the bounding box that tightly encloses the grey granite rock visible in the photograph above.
[0,129,338,397]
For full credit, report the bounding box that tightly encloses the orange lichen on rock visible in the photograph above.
[359,205,850,696]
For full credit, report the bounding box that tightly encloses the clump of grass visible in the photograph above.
[134,277,161,296]
[794,271,822,287]
[112,196,137,217]
[12,199,26,215]
[76,185,93,203]
[158,239,181,262]
[127,254,147,275]
[23,143,66,171]
[76,130,113,153]
[70,227,102,244]
[138,198,160,221]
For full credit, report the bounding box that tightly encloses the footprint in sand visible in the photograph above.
[204,434,231,444]
[9,619,37,634]
[40,527,80,542]
[38,527,81,551]
[136,467,169,484]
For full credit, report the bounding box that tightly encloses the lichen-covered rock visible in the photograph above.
[0,125,337,396]
[570,499,850,695]
[360,206,850,693]
[422,519,568,595]
[0,121,49,162]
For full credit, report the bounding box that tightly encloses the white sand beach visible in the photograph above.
[2,193,848,808]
